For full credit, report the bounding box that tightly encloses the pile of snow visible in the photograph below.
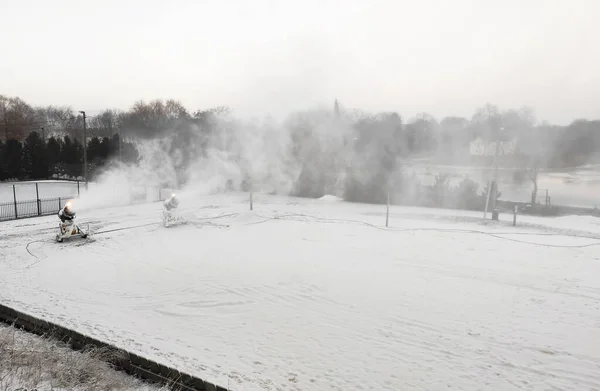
[318,194,343,202]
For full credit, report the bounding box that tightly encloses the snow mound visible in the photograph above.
[318,195,343,202]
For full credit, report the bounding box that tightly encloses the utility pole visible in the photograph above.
[79,111,88,190]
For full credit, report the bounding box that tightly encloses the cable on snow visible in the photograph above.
[256,212,600,249]
[24,210,600,263]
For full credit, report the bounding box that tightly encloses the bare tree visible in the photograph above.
[0,95,8,141]
[89,109,122,138]
[0,95,36,141]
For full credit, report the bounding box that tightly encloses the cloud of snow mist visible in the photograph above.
[179,115,295,197]
[181,109,353,199]
[72,105,361,212]
[73,139,179,212]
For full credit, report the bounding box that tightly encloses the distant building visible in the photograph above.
[469,137,517,157]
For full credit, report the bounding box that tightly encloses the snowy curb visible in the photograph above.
[0,303,230,391]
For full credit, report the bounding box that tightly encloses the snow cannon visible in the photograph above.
[56,199,88,242]
[161,193,184,227]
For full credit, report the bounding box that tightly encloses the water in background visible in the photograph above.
[409,163,600,208]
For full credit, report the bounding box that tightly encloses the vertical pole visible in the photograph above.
[80,111,88,190]
[119,132,122,163]
[13,185,18,219]
[77,180,80,197]
[545,189,549,206]
[36,183,40,216]
[483,179,492,219]
[58,197,61,211]
[490,136,501,211]
[513,205,518,227]
[385,190,390,227]
[250,191,253,211]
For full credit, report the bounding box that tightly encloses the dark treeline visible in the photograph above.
[0,132,138,181]
[1,94,599,209]
[0,95,225,184]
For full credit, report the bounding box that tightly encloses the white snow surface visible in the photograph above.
[0,180,80,203]
[1,194,600,390]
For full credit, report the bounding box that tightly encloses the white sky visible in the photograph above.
[1,0,598,124]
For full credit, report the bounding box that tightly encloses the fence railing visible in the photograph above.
[0,195,78,222]
[1,182,172,222]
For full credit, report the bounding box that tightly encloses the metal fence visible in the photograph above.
[0,195,76,221]
[0,182,174,222]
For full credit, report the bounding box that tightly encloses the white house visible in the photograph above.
[469,137,517,157]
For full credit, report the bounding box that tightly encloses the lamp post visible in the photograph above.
[79,111,88,190]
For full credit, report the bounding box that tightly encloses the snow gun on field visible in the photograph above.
[56,200,89,242]
[161,193,186,228]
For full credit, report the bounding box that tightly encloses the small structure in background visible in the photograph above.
[469,137,517,158]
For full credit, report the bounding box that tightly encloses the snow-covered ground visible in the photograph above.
[0,180,166,220]
[0,180,161,204]
[0,180,81,203]
[1,193,599,390]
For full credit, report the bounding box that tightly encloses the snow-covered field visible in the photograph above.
[1,193,600,390]
[0,180,81,203]
[0,180,165,220]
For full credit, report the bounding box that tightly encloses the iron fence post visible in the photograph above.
[13,185,18,219]
[36,183,41,216]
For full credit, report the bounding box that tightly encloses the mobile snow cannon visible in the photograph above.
[161,193,185,227]
[55,200,89,242]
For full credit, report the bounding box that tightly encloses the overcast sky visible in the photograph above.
[1,0,598,124]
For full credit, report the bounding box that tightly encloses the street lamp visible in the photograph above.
[79,111,88,190]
